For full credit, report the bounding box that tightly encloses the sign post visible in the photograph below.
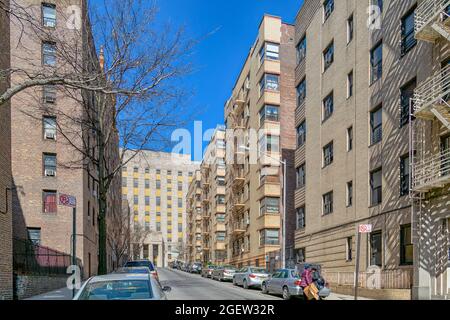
[59,193,77,298]
[354,224,372,300]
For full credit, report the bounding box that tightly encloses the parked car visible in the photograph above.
[233,267,270,289]
[182,262,191,272]
[124,260,159,281]
[189,262,202,274]
[201,265,217,278]
[73,273,171,300]
[211,265,237,281]
[115,267,151,275]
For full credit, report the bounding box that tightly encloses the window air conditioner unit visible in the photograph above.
[44,96,56,104]
[45,132,56,140]
[45,169,56,177]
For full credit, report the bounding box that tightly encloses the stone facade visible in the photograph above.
[0,0,13,301]
[122,150,199,267]
[186,170,203,263]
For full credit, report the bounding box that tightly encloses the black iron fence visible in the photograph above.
[13,238,82,276]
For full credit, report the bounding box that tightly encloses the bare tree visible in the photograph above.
[130,223,153,260]
[107,201,131,269]
[1,0,195,274]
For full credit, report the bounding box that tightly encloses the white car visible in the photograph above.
[73,273,171,300]
[233,267,270,289]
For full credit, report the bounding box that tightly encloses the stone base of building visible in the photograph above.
[330,285,411,300]
[14,274,68,300]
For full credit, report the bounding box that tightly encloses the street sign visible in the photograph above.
[358,224,373,234]
[59,193,77,208]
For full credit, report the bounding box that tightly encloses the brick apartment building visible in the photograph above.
[0,0,13,300]
[9,0,120,283]
[224,15,297,270]
[186,170,203,263]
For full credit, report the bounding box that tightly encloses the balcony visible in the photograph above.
[412,148,450,192]
[413,64,450,127]
[231,222,246,237]
[231,201,246,215]
[415,0,450,43]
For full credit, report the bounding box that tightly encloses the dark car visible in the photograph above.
[189,262,202,274]
[124,260,159,280]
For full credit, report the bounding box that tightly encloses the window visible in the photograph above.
[370,168,382,206]
[43,190,57,213]
[216,195,225,205]
[216,232,226,242]
[133,195,139,205]
[347,14,354,43]
[296,36,307,64]
[27,228,41,245]
[167,170,172,175]
[188,172,193,177]
[346,237,353,261]
[156,180,161,189]
[323,92,334,121]
[122,179,127,188]
[43,85,56,103]
[260,229,280,246]
[296,207,306,230]
[177,171,182,177]
[259,74,279,96]
[370,42,383,84]
[347,126,353,151]
[42,41,56,66]
[259,105,279,125]
[370,105,382,145]
[295,122,307,149]
[178,223,183,232]
[144,221,150,231]
[323,142,334,167]
[400,224,413,265]
[401,6,416,56]
[145,179,150,189]
[347,181,353,207]
[400,78,416,127]
[177,181,183,191]
[400,154,410,196]
[323,191,333,215]
[133,167,139,173]
[145,211,150,217]
[260,134,279,154]
[370,231,382,267]
[178,198,183,208]
[296,248,306,263]
[43,153,56,176]
[216,176,225,186]
[259,42,280,63]
[145,196,150,206]
[216,213,225,223]
[297,78,306,107]
[156,222,161,232]
[347,71,353,98]
[42,3,56,27]
[296,164,306,189]
[260,197,280,215]
[43,116,56,140]
[323,41,334,71]
[133,178,138,188]
[323,0,334,21]
[156,169,161,175]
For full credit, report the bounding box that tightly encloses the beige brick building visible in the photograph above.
[122,150,199,267]
[224,15,297,269]
[186,170,203,263]
[0,0,13,300]
[199,128,227,265]
[291,0,448,299]
[9,0,119,279]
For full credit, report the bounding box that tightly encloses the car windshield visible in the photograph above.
[124,261,154,271]
[78,280,153,300]
[250,268,267,274]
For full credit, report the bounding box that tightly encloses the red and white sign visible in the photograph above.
[59,193,77,208]
[359,224,373,234]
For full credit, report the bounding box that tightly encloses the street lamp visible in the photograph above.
[239,146,287,269]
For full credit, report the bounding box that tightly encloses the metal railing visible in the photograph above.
[322,269,412,290]
[13,238,80,276]
[415,0,450,34]
[413,148,450,189]
[413,64,450,113]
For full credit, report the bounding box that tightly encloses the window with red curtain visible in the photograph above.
[43,191,57,213]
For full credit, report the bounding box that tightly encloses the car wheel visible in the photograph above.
[218,276,222,282]
[261,283,268,294]
[243,279,249,290]
[282,287,291,300]
[232,277,237,286]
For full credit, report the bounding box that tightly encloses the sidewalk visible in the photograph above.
[26,287,74,300]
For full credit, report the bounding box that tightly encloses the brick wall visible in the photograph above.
[14,274,67,300]
[0,0,13,301]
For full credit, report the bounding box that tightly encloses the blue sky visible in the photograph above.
[157,0,303,160]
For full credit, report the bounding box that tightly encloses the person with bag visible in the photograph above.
[300,264,319,300]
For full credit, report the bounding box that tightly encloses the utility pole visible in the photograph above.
[72,207,77,298]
